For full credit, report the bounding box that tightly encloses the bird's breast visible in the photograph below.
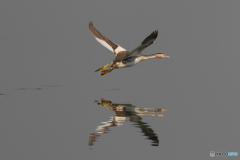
[116,57,141,68]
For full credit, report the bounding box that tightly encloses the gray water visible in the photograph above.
[1,1,240,160]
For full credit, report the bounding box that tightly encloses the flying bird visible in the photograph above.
[89,22,169,76]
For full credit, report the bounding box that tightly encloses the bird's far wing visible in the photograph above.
[130,115,159,146]
[89,22,127,55]
[128,30,158,57]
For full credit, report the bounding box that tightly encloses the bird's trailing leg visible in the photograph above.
[95,64,110,72]
[98,100,113,107]
[101,66,116,76]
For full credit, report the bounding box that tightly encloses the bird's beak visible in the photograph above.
[164,55,170,58]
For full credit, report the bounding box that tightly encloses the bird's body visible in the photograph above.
[89,22,169,75]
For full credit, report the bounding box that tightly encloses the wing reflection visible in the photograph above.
[89,99,167,146]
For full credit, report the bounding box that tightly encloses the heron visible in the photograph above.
[89,22,169,76]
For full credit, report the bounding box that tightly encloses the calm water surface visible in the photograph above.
[1,1,240,159]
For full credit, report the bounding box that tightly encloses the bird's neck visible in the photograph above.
[138,54,157,61]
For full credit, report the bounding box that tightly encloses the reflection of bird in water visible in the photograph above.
[89,99,167,146]
[89,22,170,76]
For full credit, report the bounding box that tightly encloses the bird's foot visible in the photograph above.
[100,99,112,104]
[98,100,112,107]
[101,70,110,76]
[100,66,116,76]
[95,64,110,72]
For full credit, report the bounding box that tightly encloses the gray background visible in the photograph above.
[1,0,240,159]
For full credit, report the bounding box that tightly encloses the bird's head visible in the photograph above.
[155,53,170,58]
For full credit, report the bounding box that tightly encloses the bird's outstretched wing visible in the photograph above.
[89,22,127,55]
[128,30,158,57]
